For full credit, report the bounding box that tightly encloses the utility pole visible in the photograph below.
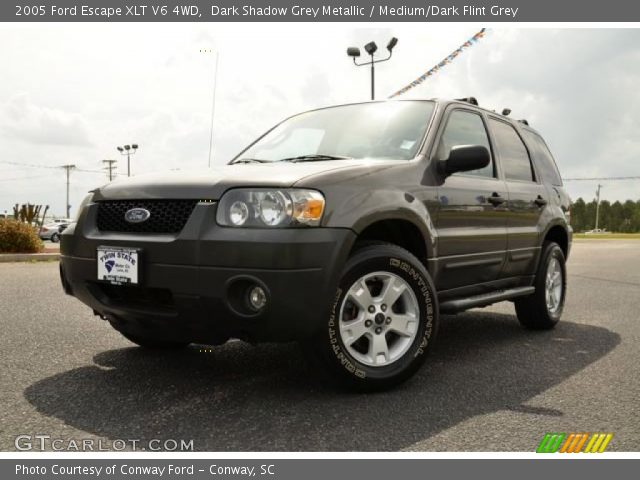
[595,183,603,231]
[102,159,117,181]
[61,164,76,218]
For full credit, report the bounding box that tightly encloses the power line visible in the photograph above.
[0,160,122,175]
[0,174,52,182]
[563,176,640,181]
[0,160,59,170]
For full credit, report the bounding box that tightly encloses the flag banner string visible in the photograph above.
[388,28,487,98]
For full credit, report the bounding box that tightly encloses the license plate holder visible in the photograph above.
[97,246,141,285]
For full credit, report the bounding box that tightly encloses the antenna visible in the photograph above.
[208,51,219,168]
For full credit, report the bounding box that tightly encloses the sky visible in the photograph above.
[0,24,639,217]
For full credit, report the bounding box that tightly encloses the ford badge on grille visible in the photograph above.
[124,208,151,223]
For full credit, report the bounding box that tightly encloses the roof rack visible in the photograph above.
[518,119,529,126]
[455,97,478,106]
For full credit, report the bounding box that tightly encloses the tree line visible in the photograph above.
[570,198,640,233]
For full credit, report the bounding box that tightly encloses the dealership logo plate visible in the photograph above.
[97,246,139,285]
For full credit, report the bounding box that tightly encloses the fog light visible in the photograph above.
[248,286,267,310]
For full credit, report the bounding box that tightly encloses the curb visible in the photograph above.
[0,253,60,263]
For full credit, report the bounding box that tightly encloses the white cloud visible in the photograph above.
[0,25,638,215]
[1,93,93,147]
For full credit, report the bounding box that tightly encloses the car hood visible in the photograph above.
[93,160,396,200]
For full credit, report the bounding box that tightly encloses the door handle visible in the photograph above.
[487,193,506,206]
[534,196,548,207]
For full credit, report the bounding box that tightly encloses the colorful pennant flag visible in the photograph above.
[389,28,487,98]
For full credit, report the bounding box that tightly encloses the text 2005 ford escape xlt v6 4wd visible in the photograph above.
[60,98,572,390]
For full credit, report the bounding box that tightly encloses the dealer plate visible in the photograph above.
[97,246,140,285]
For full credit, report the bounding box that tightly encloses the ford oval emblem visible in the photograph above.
[124,208,151,224]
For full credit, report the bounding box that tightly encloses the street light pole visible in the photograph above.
[61,164,76,218]
[370,57,375,100]
[347,37,398,100]
[116,144,139,177]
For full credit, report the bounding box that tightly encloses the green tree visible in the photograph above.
[570,197,586,232]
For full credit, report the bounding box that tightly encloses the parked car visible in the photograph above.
[38,223,64,242]
[60,98,572,390]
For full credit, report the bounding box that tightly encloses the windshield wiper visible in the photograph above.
[277,154,351,163]
[231,158,270,164]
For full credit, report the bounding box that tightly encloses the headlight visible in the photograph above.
[74,193,94,222]
[217,189,325,227]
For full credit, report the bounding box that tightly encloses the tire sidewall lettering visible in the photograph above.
[327,255,435,379]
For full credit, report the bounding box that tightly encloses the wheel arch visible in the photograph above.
[543,223,570,259]
[352,214,433,269]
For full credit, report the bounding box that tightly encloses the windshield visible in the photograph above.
[234,101,435,163]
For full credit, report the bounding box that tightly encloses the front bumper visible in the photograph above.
[60,202,356,343]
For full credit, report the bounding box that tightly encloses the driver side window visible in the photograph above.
[437,110,494,178]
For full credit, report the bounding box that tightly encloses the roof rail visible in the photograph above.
[455,97,478,106]
[518,119,529,126]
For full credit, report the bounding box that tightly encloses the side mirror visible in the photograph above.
[439,145,490,176]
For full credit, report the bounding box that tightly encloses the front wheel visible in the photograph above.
[515,241,567,329]
[50,233,60,243]
[309,242,438,391]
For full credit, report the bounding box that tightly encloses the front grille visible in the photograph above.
[96,199,199,233]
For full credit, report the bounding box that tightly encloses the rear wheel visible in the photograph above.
[515,241,566,330]
[309,242,438,391]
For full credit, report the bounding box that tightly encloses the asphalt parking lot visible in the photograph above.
[0,240,638,452]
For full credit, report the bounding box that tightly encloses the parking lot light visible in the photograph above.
[346,37,398,100]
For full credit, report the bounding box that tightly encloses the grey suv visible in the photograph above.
[60,98,572,390]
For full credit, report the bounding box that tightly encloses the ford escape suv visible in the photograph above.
[60,98,572,390]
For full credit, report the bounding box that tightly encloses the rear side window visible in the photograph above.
[522,131,563,186]
[436,110,494,178]
[489,119,534,182]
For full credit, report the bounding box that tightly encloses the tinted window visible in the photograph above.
[523,130,563,185]
[238,101,435,162]
[489,119,534,182]
[437,110,494,178]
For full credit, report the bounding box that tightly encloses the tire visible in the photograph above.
[109,320,190,349]
[309,242,438,391]
[515,241,566,330]
[50,233,60,243]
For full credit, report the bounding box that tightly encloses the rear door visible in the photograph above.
[487,117,548,278]
[433,108,509,291]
